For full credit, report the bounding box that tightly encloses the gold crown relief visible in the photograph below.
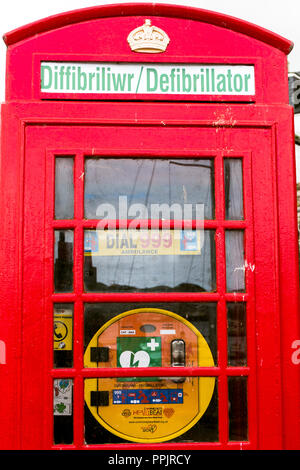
[127,19,170,53]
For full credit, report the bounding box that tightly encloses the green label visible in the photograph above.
[117,337,161,382]
[117,337,162,368]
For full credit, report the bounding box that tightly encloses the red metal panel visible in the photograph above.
[0,3,298,452]
[3,3,293,53]
[3,4,290,104]
[250,126,283,449]
[13,115,285,449]
[0,107,24,450]
[21,132,47,449]
[275,115,300,449]
[0,95,299,450]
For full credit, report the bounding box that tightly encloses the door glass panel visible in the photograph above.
[83,303,217,443]
[84,303,217,366]
[55,157,74,219]
[228,376,248,441]
[53,304,74,368]
[84,229,216,292]
[49,144,252,446]
[54,230,74,292]
[225,230,245,292]
[224,158,244,220]
[53,378,73,444]
[227,303,247,366]
[84,377,218,444]
[84,158,215,220]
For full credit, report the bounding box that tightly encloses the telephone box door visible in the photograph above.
[19,118,288,449]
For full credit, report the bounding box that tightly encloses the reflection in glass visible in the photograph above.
[53,378,73,444]
[53,304,73,368]
[84,377,218,444]
[55,157,74,219]
[227,303,247,366]
[224,158,244,220]
[54,230,74,292]
[84,229,216,293]
[228,376,248,441]
[225,230,245,292]
[84,158,215,220]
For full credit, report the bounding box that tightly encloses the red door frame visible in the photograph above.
[0,101,299,449]
[0,2,299,451]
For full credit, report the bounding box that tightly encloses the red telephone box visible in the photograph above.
[0,3,299,450]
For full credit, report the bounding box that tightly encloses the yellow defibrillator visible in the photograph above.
[84,308,215,443]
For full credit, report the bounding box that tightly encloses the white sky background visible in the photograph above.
[0,0,300,180]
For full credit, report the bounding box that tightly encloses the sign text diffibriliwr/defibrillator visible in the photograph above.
[41,62,255,96]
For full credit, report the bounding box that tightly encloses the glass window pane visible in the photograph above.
[84,377,218,444]
[84,158,214,220]
[227,303,247,366]
[53,378,73,444]
[53,304,73,368]
[225,230,245,292]
[224,158,244,220]
[54,230,74,292]
[84,229,216,293]
[55,157,74,219]
[84,303,217,367]
[84,303,218,443]
[228,376,248,441]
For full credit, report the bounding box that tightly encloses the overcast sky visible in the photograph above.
[1,0,300,179]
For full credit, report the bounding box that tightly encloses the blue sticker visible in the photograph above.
[84,231,99,253]
[113,388,183,405]
[180,230,199,251]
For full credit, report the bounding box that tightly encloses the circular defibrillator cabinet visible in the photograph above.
[0,3,299,450]
[84,308,215,443]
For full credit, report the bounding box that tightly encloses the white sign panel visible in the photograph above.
[41,62,255,96]
[53,379,73,416]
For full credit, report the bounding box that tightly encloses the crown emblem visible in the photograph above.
[127,19,170,53]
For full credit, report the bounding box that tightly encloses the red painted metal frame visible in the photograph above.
[3,3,293,53]
[0,2,299,451]
[4,106,291,450]
[0,101,299,449]
[40,123,256,450]
[3,4,290,104]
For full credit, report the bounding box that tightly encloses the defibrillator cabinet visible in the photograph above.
[0,3,299,450]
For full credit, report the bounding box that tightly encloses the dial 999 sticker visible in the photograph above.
[84,229,203,256]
